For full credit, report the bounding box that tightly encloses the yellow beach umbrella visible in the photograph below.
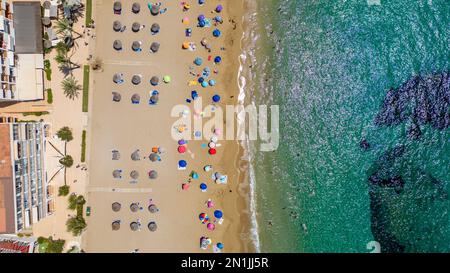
[182,42,190,49]
[182,17,190,24]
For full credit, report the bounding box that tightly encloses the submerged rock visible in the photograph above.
[360,138,370,150]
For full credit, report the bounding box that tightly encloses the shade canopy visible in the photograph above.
[113,169,122,178]
[214,210,223,218]
[150,5,160,15]
[150,76,159,86]
[148,204,158,213]
[112,202,121,212]
[114,1,122,11]
[148,221,157,232]
[112,221,121,230]
[178,160,187,168]
[150,94,159,104]
[132,22,140,32]
[131,74,142,85]
[112,150,121,160]
[131,94,141,103]
[113,20,122,31]
[132,41,141,50]
[149,153,159,162]
[151,23,160,33]
[131,150,140,161]
[148,170,158,179]
[130,170,139,180]
[113,73,123,83]
[132,2,140,13]
[113,40,122,50]
[130,222,139,231]
[150,42,160,53]
[130,203,139,212]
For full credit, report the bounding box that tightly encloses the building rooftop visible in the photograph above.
[0,124,15,234]
[12,1,43,54]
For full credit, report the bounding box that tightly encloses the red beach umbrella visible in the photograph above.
[208,148,217,155]
[178,145,187,153]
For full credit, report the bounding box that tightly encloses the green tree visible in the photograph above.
[58,185,70,196]
[59,155,74,168]
[56,126,73,142]
[61,77,82,99]
[55,18,82,37]
[66,216,87,236]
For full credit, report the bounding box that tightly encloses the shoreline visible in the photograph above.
[82,0,253,252]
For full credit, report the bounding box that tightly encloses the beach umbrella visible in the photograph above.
[150,42,160,53]
[211,136,218,143]
[150,76,159,86]
[151,23,160,34]
[217,242,224,249]
[199,0,205,5]
[112,202,121,212]
[43,39,52,49]
[190,171,199,179]
[130,170,139,180]
[207,200,214,208]
[112,150,121,160]
[203,165,212,172]
[112,221,121,231]
[130,203,139,212]
[209,148,217,155]
[212,94,221,103]
[150,94,159,104]
[150,5,160,15]
[182,183,190,190]
[132,41,141,51]
[214,172,222,180]
[178,145,186,154]
[132,22,140,32]
[131,94,140,104]
[198,14,206,21]
[178,160,187,169]
[214,210,223,219]
[214,128,222,136]
[43,1,51,9]
[182,42,190,49]
[113,169,122,178]
[149,170,158,179]
[113,1,122,12]
[132,2,140,14]
[149,153,159,162]
[216,5,223,13]
[131,74,141,85]
[178,139,187,145]
[148,204,158,213]
[214,16,223,23]
[198,77,205,83]
[200,183,207,191]
[113,21,122,32]
[163,75,171,83]
[148,221,157,232]
[198,20,206,28]
[112,92,121,102]
[213,29,221,37]
[208,142,216,148]
[207,223,215,231]
[131,150,140,161]
[201,81,208,88]
[199,213,208,222]
[113,40,122,51]
[194,57,203,66]
[209,80,216,86]
[201,38,208,47]
[182,17,189,24]
[214,56,222,64]
[130,222,139,231]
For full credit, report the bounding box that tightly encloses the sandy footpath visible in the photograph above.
[82,0,253,253]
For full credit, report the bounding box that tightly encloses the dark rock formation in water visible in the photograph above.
[374,72,450,135]
[359,138,370,150]
[367,72,450,253]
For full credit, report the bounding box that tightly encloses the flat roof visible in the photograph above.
[15,54,44,101]
[0,124,15,234]
[13,2,43,54]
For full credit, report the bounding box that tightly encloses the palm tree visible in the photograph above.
[55,51,80,77]
[66,216,87,236]
[57,126,74,142]
[55,18,82,38]
[61,77,82,99]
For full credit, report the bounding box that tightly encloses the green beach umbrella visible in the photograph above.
[163,75,171,83]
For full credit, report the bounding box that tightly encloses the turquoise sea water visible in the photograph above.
[249,0,450,252]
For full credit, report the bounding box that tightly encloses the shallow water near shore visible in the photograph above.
[246,0,450,252]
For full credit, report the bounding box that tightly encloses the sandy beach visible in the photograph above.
[82,0,253,253]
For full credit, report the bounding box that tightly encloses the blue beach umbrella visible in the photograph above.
[178,139,187,145]
[198,77,205,83]
[214,56,222,64]
[208,79,216,86]
[191,90,199,100]
[201,81,208,88]
[214,16,223,23]
[198,14,206,21]
[214,210,223,218]
[191,171,199,179]
[212,95,221,103]
[194,57,203,66]
[199,0,205,5]
[216,5,223,13]
[198,20,206,28]
[217,243,224,249]
[213,29,221,37]
[178,160,187,168]
[200,183,207,191]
